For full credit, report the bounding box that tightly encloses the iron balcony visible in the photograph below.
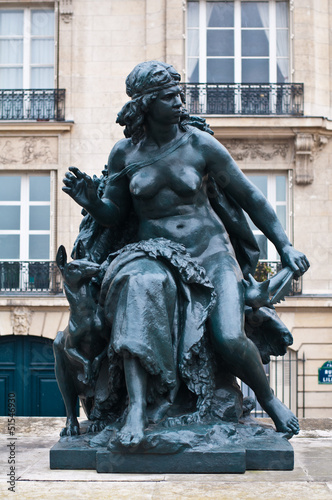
[182,83,304,116]
[0,89,65,121]
[0,261,63,295]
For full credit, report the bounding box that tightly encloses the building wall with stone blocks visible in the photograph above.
[0,0,331,418]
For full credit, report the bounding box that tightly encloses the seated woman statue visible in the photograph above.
[63,61,309,447]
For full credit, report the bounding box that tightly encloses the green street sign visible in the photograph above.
[318,361,332,384]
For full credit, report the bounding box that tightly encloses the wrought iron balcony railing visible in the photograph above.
[254,260,302,296]
[182,83,304,116]
[0,261,63,295]
[0,89,66,121]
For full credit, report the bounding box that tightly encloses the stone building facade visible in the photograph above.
[0,0,331,417]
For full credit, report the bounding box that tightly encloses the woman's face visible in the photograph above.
[147,85,182,125]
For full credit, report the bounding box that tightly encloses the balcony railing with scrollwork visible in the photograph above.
[182,83,304,116]
[254,260,303,296]
[0,261,63,295]
[0,89,66,121]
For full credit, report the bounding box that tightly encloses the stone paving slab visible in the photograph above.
[0,479,331,500]
[0,418,332,499]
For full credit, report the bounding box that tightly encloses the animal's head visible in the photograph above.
[56,240,101,288]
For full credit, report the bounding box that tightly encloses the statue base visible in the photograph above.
[50,420,294,473]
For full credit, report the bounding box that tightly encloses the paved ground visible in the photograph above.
[0,418,331,499]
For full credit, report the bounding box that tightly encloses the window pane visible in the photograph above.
[276,2,289,28]
[0,235,19,259]
[255,234,268,260]
[277,58,289,83]
[0,40,23,64]
[31,39,54,64]
[207,58,234,83]
[0,11,23,36]
[0,206,20,230]
[242,59,269,83]
[245,212,258,231]
[30,67,54,88]
[29,235,49,260]
[188,30,199,57]
[276,205,286,230]
[29,176,50,201]
[0,67,23,89]
[187,1,199,28]
[207,2,234,28]
[0,176,21,201]
[276,175,286,201]
[277,30,288,57]
[188,58,199,82]
[31,10,54,36]
[29,206,50,230]
[207,30,234,57]
[242,30,269,57]
[242,2,269,28]
[247,175,268,197]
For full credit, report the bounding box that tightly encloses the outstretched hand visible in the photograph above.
[62,166,98,210]
[280,245,310,277]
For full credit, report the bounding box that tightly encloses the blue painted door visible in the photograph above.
[0,335,66,416]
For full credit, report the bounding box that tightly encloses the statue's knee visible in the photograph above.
[217,335,248,361]
[128,267,168,291]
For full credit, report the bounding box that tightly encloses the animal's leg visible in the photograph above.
[54,332,80,436]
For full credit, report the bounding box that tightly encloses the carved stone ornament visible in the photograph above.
[224,139,290,162]
[60,0,73,23]
[0,137,57,165]
[11,307,33,336]
[294,133,329,185]
[294,134,314,185]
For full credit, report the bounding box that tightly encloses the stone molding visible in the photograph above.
[223,139,289,162]
[60,0,73,23]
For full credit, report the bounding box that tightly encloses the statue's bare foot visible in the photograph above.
[264,396,299,437]
[118,405,146,447]
[60,416,80,436]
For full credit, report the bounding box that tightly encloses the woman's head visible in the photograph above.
[117,61,187,144]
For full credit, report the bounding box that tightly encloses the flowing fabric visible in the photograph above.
[99,238,217,415]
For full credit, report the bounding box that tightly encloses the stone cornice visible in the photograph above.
[0,296,68,308]
[0,121,74,134]
[276,295,332,310]
[206,116,332,139]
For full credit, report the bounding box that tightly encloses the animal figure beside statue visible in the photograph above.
[54,240,111,436]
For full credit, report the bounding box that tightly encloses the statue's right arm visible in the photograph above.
[62,140,131,227]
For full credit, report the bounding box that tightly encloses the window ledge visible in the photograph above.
[276,295,332,309]
[205,116,332,138]
[0,121,74,133]
[0,296,68,308]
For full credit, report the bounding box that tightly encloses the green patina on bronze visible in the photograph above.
[53,61,310,472]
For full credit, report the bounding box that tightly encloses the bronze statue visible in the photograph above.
[53,61,309,471]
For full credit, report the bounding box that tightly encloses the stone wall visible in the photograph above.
[0,0,331,419]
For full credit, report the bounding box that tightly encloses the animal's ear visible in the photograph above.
[56,245,67,270]
[76,239,86,260]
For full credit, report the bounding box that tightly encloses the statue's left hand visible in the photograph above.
[280,246,310,277]
[62,166,98,209]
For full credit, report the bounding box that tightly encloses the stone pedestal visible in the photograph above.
[50,421,294,473]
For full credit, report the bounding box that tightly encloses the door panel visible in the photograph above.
[0,335,66,416]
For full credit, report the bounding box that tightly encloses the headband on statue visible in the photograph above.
[125,61,181,99]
